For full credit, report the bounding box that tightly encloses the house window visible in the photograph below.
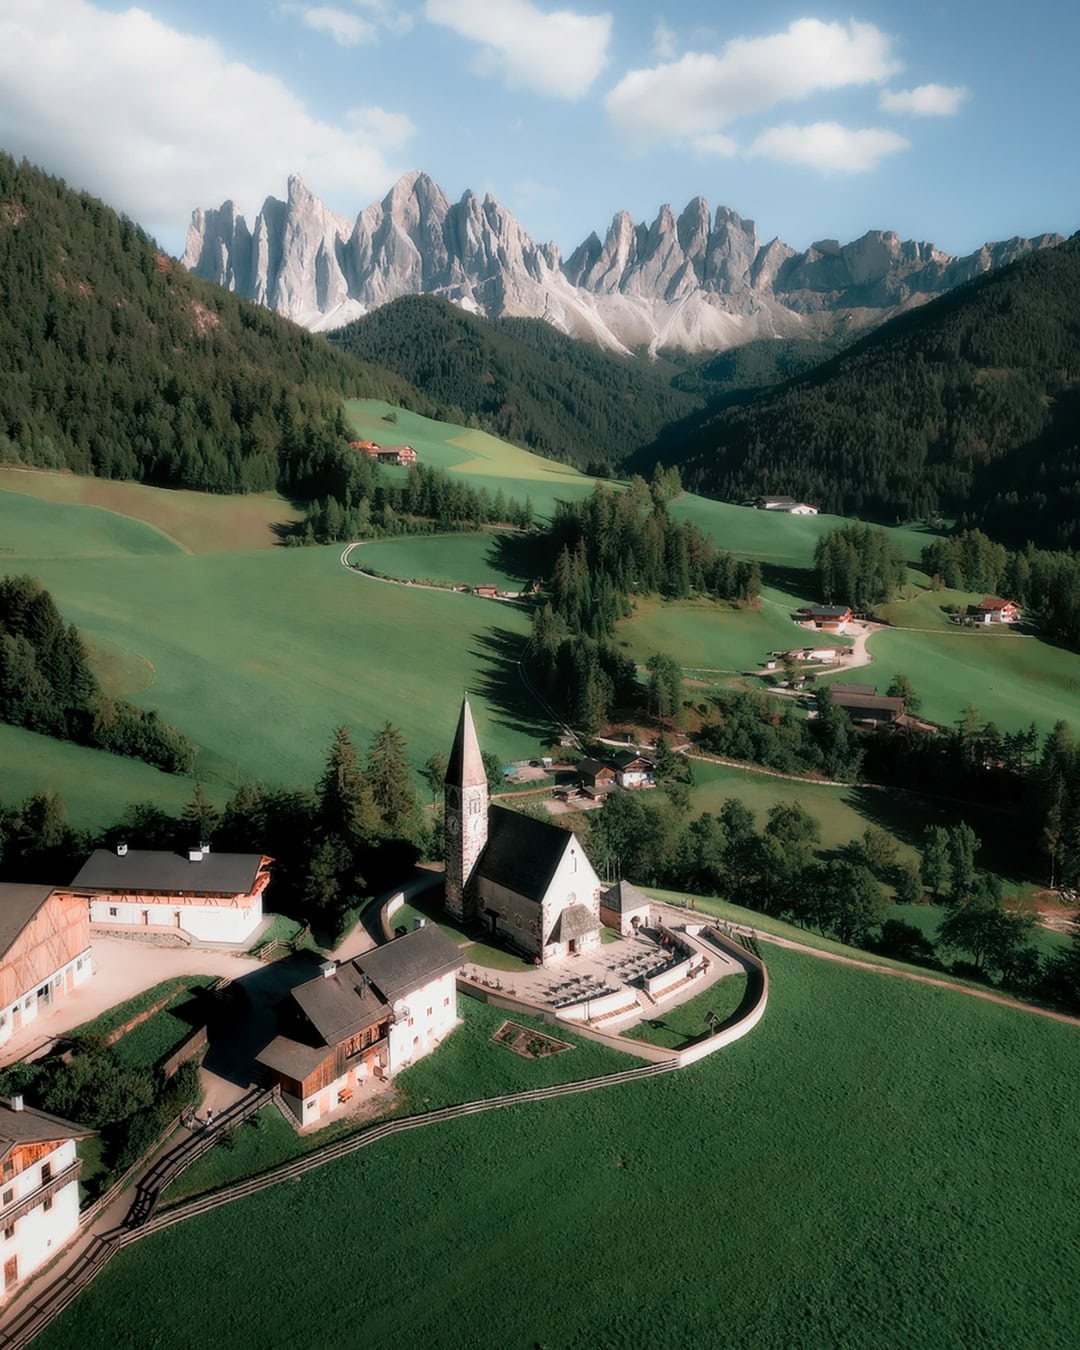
[0,1016,5,1028]
[444,996,450,1007]
[109,907,118,918]
[41,1163,51,1185]
[426,1007,432,1018]
[23,998,32,1010]
[407,1016,414,1027]
[2,1190,11,1206]
[3,1226,12,1242]
[306,1100,315,1112]
[42,1197,52,1213]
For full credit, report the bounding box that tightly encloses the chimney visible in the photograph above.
[11,1095,23,1112]
[200,840,211,854]
[187,847,204,863]
[320,960,337,980]
[413,917,426,930]
[116,842,128,857]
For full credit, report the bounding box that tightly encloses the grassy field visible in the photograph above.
[617,594,845,674]
[110,979,216,1072]
[38,941,1080,1350]
[891,902,1068,958]
[873,584,1018,633]
[0,504,542,800]
[0,471,299,553]
[356,532,528,590]
[865,624,1080,738]
[625,974,750,1048]
[0,486,179,559]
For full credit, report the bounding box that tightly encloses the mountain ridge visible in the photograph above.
[184,170,1063,352]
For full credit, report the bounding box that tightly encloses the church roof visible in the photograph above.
[549,904,600,943]
[600,880,651,915]
[445,696,487,789]
[477,805,575,904]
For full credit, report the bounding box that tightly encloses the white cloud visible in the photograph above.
[606,19,901,144]
[749,122,910,174]
[425,0,612,99]
[347,105,416,149]
[879,83,969,116]
[692,132,738,157]
[0,0,414,242]
[652,19,676,60]
[293,6,377,46]
[351,0,415,37]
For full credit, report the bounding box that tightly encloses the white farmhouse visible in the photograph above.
[0,1097,92,1302]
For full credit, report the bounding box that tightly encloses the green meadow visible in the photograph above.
[37,943,1080,1350]
[356,531,527,590]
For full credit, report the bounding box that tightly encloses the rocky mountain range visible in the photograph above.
[183,171,1062,353]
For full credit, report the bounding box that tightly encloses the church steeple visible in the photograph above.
[444,696,489,921]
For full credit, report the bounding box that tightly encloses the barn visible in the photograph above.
[0,886,91,1049]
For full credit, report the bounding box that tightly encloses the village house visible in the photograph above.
[576,758,616,797]
[445,698,603,963]
[68,845,272,945]
[0,886,92,1049]
[799,604,854,632]
[471,584,499,599]
[829,690,905,726]
[0,1097,92,1302]
[257,926,461,1126]
[611,751,656,789]
[599,880,652,937]
[973,596,1021,624]
[751,496,819,514]
[347,440,418,467]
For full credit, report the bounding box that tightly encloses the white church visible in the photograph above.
[444,697,603,965]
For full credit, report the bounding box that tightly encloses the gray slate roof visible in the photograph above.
[807,604,852,619]
[0,884,56,961]
[357,925,462,1005]
[612,751,653,771]
[255,1035,333,1084]
[476,805,574,904]
[71,849,265,896]
[600,880,651,916]
[829,682,876,697]
[576,758,610,778]
[0,1098,94,1156]
[831,691,904,719]
[292,962,390,1046]
[550,904,600,943]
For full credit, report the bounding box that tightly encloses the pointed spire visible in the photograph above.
[445,696,487,788]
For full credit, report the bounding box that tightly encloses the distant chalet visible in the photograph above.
[972,596,1020,624]
[69,846,271,945]
[750,496,818,515]
[829,690,905,726]
[347,439,417,467]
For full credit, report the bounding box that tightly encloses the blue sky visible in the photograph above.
[0,0,1077,260]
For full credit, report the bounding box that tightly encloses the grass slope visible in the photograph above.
[37,944,1080,1350]
[0,472,300,554]
[356,532,526,590]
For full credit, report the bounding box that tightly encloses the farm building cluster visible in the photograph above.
[347,438,418,467]
[572,752,657,799]
[746,496,819,515]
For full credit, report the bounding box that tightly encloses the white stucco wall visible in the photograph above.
[386,971,458,1075]
[89,895,262,943]
[0,951,93,1049]
[0,1139,80,1300]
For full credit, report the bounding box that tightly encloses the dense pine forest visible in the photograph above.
[0,153,428,497]
[646,238,1080,547]
[329,294,833,470]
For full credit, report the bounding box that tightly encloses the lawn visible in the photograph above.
[0,471,300,553]
[0,722,226,830]
[618,594,845,675]
[109,979,217,1072]
[866,623,1080,738]
[873,585,1017,633]
[890,902,1068,959]
[625,974,750,1049]
[0,486,179,559]
[37,942,1080,1350]
[356,531,528,590]
[68,977,214,1045]
[0,515,542,796]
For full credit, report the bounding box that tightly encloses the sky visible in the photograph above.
[0,0,1077,261]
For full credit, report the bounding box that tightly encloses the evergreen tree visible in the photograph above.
[367,723,421,841]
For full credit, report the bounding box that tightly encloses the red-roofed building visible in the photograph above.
[974,597,1020,624]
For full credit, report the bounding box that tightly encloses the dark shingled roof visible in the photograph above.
[806,604,851,619]
[0,884,56,961]
[600,880,651,916]
[0,1098,94,1157]
[71,849,266,896]
[612,751,653,772]
[292,961,390,1046]
[831,691,904,720]
[255,1036,333,1084]
[476,805,574,905]
[357,925,462,1005]
[829,682,876,697]
[550,904,600,943]
[576,758,610,778]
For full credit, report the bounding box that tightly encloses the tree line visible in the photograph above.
[0,575,195,773]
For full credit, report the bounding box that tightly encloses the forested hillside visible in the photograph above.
[0,153,426,496]
[648,238,1080,548]
[329,295,834,470]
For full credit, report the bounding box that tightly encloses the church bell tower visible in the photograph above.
[444,696,489,921]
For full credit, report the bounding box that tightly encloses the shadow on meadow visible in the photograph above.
[483,531,549,581]
[470,623,556,744]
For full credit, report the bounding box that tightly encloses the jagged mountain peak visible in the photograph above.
[183,171,1063,351]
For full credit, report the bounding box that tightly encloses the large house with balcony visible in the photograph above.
[68,845,272,945]
[257,924,461,1127]
[0,885,92,1050]
[0,1097,92,1302]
